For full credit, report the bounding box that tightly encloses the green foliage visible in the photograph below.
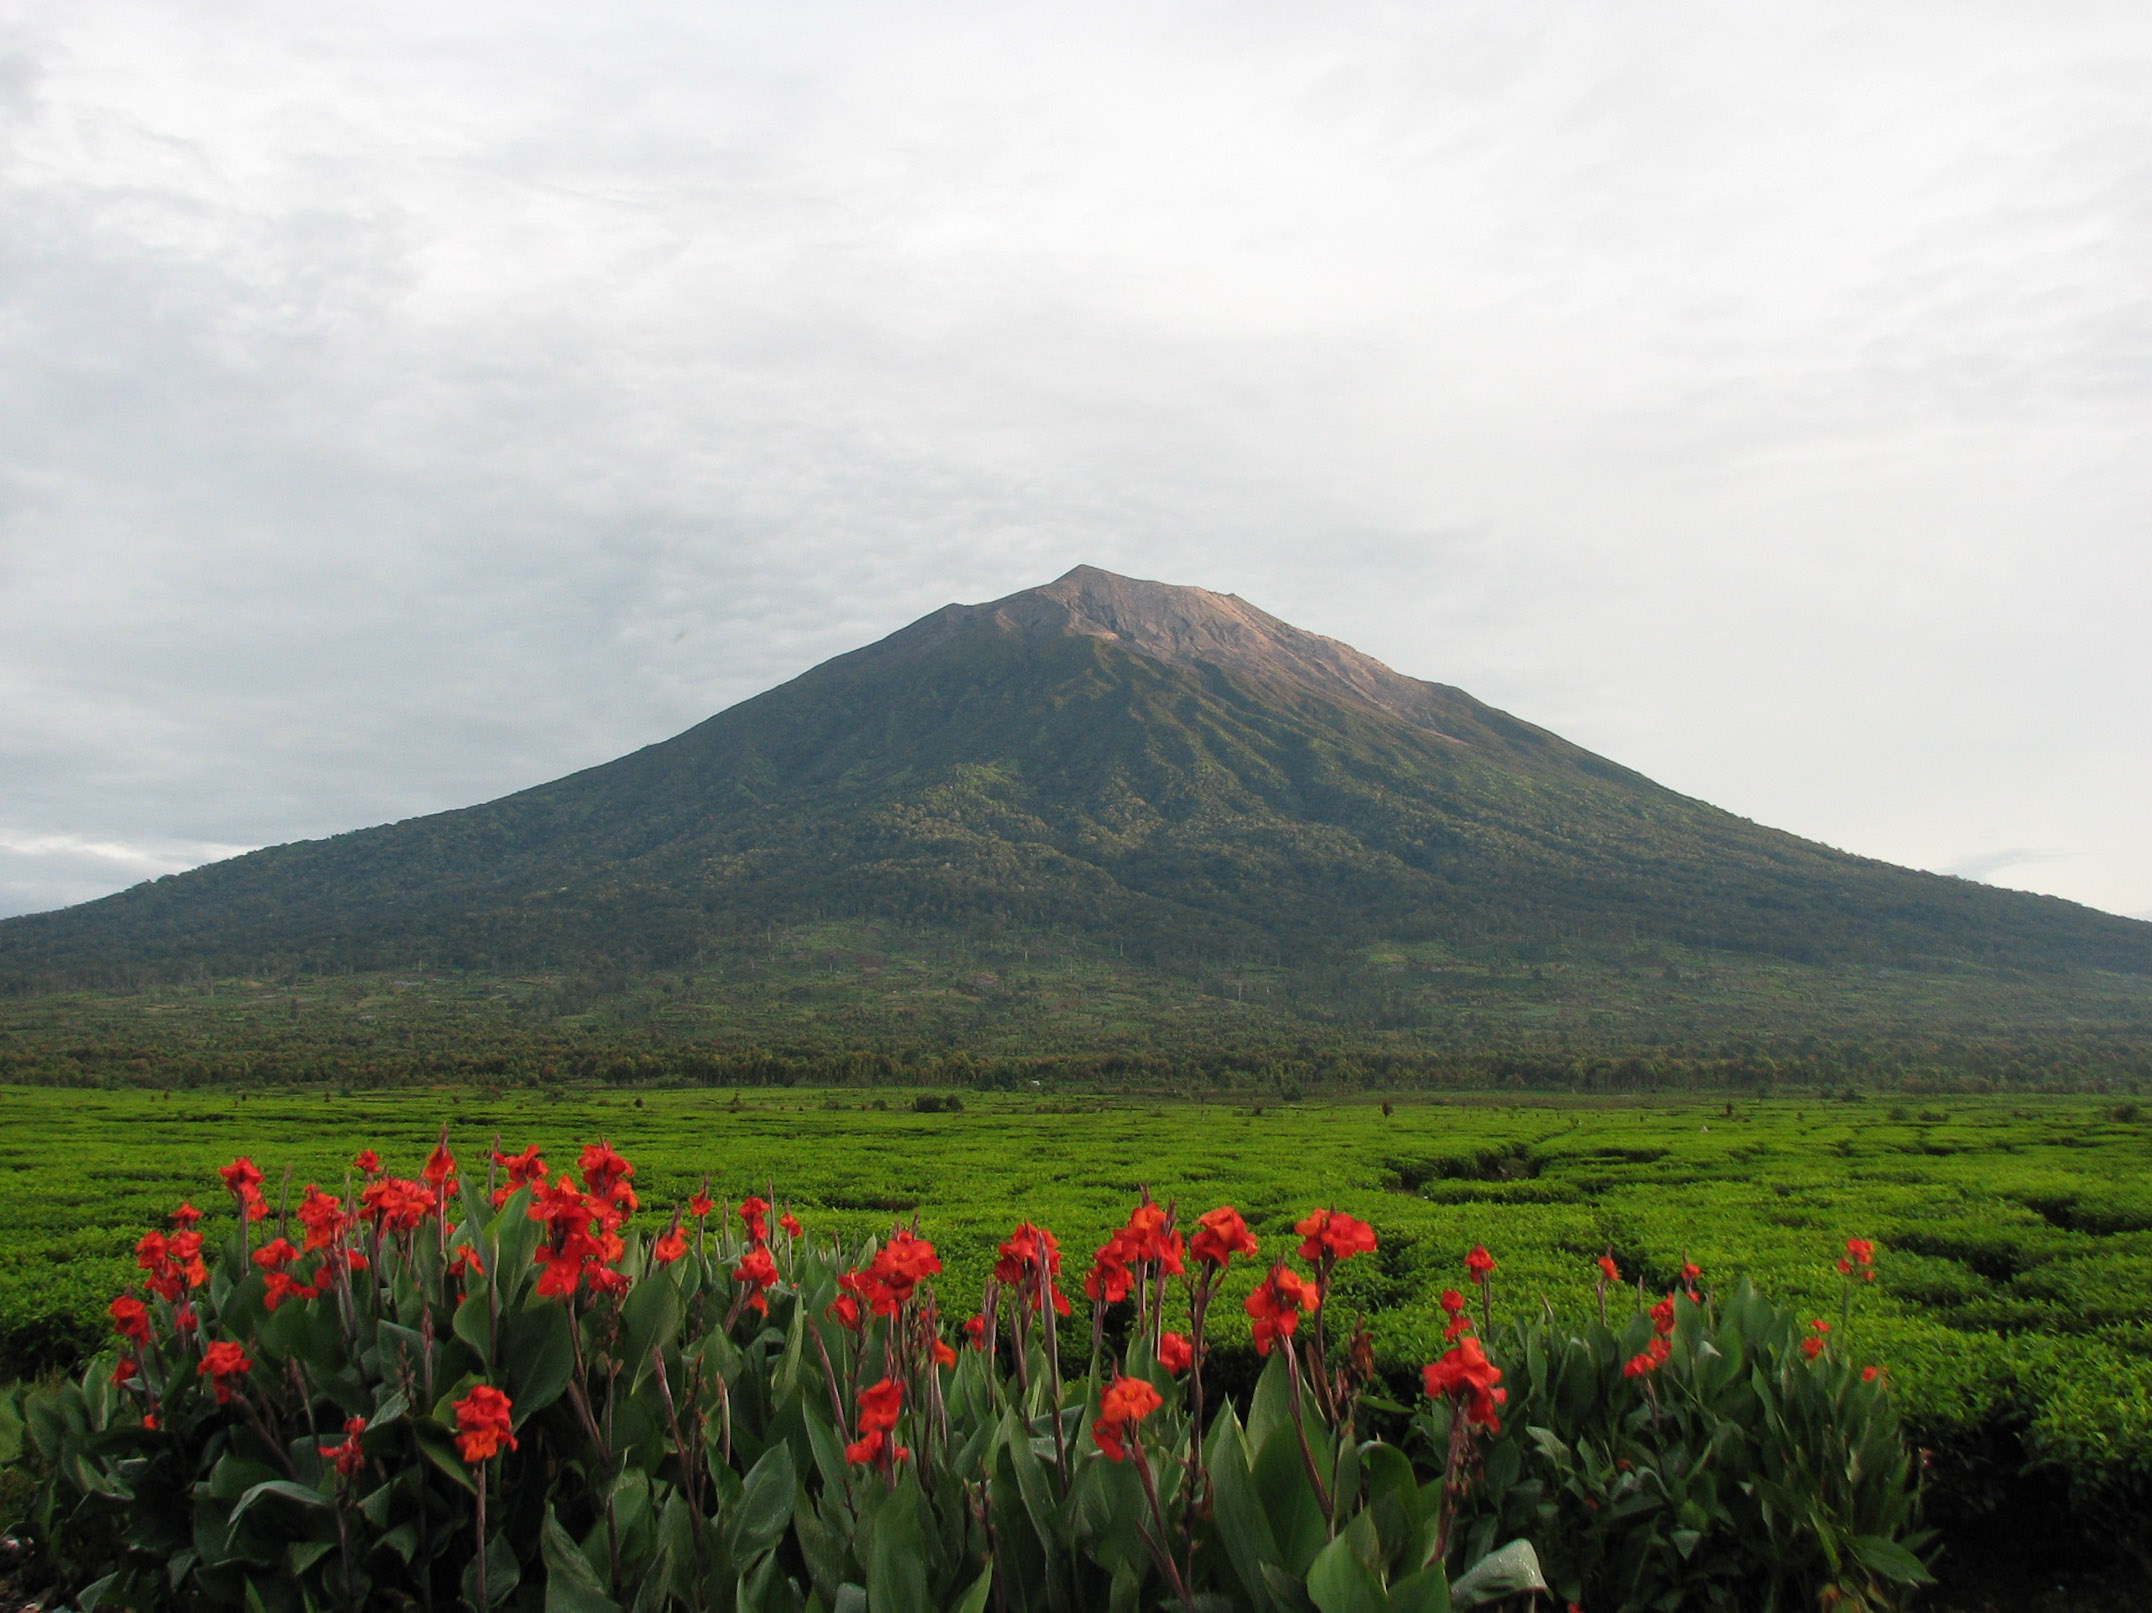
[10,1138,1927,1612]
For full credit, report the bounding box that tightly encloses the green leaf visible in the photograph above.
[866,1470,927,1612]
[453,1285,493,1364]
[1206,1403,1286,1613]
[544,1503,623,1613]
[1386,1568,1452,1613]
[948,1562,994,1613]
[506,1299,577,1420]
[1851,1535,1935,1584]
[1252,1419,1330,1577]
[729,1439,798,1561]
[228,1479,331,1523]
[1449,1541,1546,1611]
[1305,1533,1386,1613]
[623,1270,685,1393]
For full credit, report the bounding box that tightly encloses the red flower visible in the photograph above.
[421,1133,457,1191]
[170,1201,202,1229]
[1681,1259,1702,1283]
[263,1270,320,1311]
[1802,1336,1826,1360]
[827,1293,863,1331]
[1092,1375,1163,1462]
[360,1177,434,1234]
[352,1149,381,1175]
[688,1190,714,1219]
[733,1246,780,1312]
[578,1142,635,1212]
[652,1222,688,1266]
[490,1146,548,1207]
[1649,1294,1677,1337]
[964,1313,987,1349]
[110,1294,153,1347]
[857,1377,903,1431]
[1845,1238,1876,1267]
[319,1416,367,1478]
[1295,1209,1377,1265]
[253,1237,299,1272]
[1623,1335,1674,1377]
[1422,1334,1507,1431]
[447,1244,486,1279]
[738,1196,770,1243]
[1158,1331,1193,1374]
[1464,1245,1497,1283]
[847,1379,910,1467]
[1438,1288,1472,1340]
[1190,1206,1259,1269]
[452,1385,517,1463]
[873,1229,942,1303]
[1244,1265,1318,1355]
[197,1340,253,1404]
[1597,1255,1621,1284]
[296,1186,348,1252]
[112,1355,138,1385]
[587,1267,631,1299]
[218,1157,269,1222]
[994,1223,1070,1313]
[933,1338,959,1368]
[1862,1364,1881,1383]
[780,1211,803,1238]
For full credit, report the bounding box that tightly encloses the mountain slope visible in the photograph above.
[4,566,2148,995]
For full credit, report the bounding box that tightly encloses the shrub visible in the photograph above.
[10,1140,1931,1611]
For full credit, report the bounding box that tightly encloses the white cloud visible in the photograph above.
[0,0,2148,920]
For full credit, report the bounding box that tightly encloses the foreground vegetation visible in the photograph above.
[2,1087,2151,1586]
[17,1131,1926,1610]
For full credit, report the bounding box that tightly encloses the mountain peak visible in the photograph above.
[941,565,1471,739]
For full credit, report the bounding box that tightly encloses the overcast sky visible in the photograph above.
[2,1,2147,924]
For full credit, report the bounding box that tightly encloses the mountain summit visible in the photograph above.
[4,567,2148,1001]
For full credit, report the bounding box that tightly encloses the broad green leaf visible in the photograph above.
[729,1439,798,1560]
[623,1270,685,1393]
[1386,1568,1452,1613]
[1851,1534,1935,1584]
[506,1299,577,1420]
[1449,1541,1546,1611]
[228,1478,331,1523]
[1206,1404,1286,1613]
[541,1504,623,1613]
[866,1470,927,1611]
[948,1562,994,1613]
[1305,1533,1386,1613]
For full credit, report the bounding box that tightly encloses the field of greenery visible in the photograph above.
[5,1086,2152,1569]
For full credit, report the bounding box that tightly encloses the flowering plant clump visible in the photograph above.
[14,1137,1930,1613]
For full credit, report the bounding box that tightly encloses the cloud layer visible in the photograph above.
[3,1,2148,920]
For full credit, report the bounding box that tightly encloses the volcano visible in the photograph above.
[4,566,2146,996]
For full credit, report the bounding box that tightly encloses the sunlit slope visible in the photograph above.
[4,567,2147,989]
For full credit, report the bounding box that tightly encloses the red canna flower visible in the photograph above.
[826,1292,863,1332]
[452,1385,517,1462]
[253,1237,299,1272]
[964,1312,987,1349]
[1597,1255,1621,1284]
[738,1196,770,1243]
[847,1379,910,1467]
[490,1146,548,1207]
[1190,1206,1259,1269]
[320,1416,367,1477]
[1091,1375,1163,1462]
[1158,1331,1194,1374]
[1845,1238,1876,1267]
[110,1294,153,1347]
[780,1210,804,1238]
[219,1157,270,1222]
[296,1186,348,1252]
[1649,1294,1677,1337]
[1681,1259,1702,1283]
[1438,1288,1473,1340]
[361,1177,435,1234]
[1295,1208,1377,1265]
[578,1142,635,1213]
[1422,1334,1507,1431]
[1244,1265,1318,1355]
[733,1246,780,1312]
[872,1229,942,1303]
[447,1244,486,1279]
[933,1337,959,1368]
[262,1270,320,1311]
[688,1190,715,1219]
[112,1355,138,1385]
[1862,1364,1882,1383]
[352,1149,381,1175]
[587,1266,631,1300]
[1464,1245,1497,1283]
[421,1132,457,1191]
[197,1339,252,1404]
[652,1222,688,1266]
[994,1223,1071,1314]
[1802,1336,1826,1360]
[141,1412,159,1430]
[170,1201,202,1229]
